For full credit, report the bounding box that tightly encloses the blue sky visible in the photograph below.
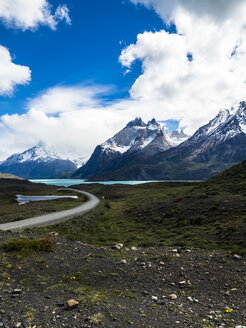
[1,0,246,159]
[0,0,166,115]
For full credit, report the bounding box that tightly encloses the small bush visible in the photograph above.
[104,201,111,209]
[1,238,54,253]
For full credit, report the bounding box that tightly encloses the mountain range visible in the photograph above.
[71,117,188,179]
[1,101,246,180]
[72,101,246,181]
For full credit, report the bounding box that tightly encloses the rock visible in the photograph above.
[159,261,165,266]
[121,259,127,264]
[179,281,186,285]
[57,301,64,307]
[12,289,21,295]
[112,243,123,250]
[151,296,158,301]
[40,281,47,286]
[45,295,52,299]
[235,326,246,328]
[67,299,79,309]
[11,288,22,298]
[187,296,193,302]
[15,323,21,328]
[169,294,177,300]
[131,246,137,251]
[234,254,242,260]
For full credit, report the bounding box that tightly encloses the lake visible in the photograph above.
[17,194,78,204]
[30,179,162,187]
[29,179,198,187]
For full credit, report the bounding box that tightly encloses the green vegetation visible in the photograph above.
[0,179,87,224]
[2,161,246,254]
[36,179,246,254]
[74,286,108,306]
[1,237,54,253]
[200,159,246,194]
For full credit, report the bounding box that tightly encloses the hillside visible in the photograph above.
[0,173,23,180]
[0,164,246,327]
[201,159,246,194]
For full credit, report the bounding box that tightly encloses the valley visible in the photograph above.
[0,161,245,327]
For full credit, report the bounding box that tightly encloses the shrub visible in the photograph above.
[1,238,54,253]
[104,201,111,209]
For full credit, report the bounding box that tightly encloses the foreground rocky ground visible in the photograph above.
[0,231,245,328]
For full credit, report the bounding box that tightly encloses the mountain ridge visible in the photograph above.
[74,102,246,181]
[72,117,188,179]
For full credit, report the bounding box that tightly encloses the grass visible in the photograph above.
[90,313,104,324]
[35,181,246,254]
[1,237,54,253]
[74,286,108,307]
[0,179,87,224]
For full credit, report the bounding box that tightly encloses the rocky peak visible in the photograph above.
[169,129,187,139]
[126,117,146,128]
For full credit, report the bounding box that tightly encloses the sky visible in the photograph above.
[1,0,246,160]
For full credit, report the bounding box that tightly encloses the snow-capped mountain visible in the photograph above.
[2,142,62,165]
[72,117,189,179]
[73,102,246,181]
[101,118,187,154]
[0,143,77,179]
[163,101,246,164]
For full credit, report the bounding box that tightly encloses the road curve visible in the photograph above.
[0,188,100,232]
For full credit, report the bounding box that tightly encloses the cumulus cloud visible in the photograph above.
[28,85,111,114]
[0,86,130,159]
[3,0,246,160]
[0,85,179,160]
[0,0,71,30]
[0,45,31,95]
[119,0,246,132]
[130,0,246,24]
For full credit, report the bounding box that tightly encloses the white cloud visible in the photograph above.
[3,1,246,160]
[0,45,31,95]
[0,85,179,160]
[54,4,71,26]
[118,0,246,132]
[0,0,71,30]
[130,0,246,24]
[28,85,111,114]
[0,86,130,159]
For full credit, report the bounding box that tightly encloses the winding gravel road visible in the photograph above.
[0,188,100,232]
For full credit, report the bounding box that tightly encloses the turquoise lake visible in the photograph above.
[29,179,198,187]
[30,179,163,187]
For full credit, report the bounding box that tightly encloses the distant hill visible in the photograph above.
[202,159,246,194]
[0,173,24,180]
